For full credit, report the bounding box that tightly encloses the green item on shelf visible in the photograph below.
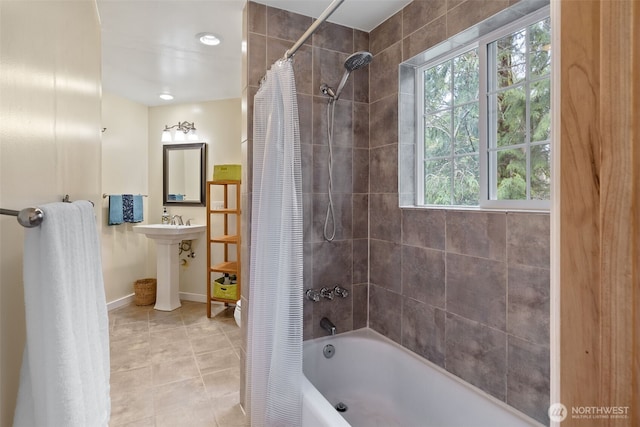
[213,164,241,181]
[213,275,237,300]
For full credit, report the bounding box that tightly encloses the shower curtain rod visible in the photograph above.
[282,0,345,60]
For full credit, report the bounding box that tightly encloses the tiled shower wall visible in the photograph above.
[242,0,550,424]
[240,0,371,406]
[369,209,550,424]
[242,0,370,338]
[368,1,550,424]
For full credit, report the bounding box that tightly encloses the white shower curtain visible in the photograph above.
[247,59,304,426]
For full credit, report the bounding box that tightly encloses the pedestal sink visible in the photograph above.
[133,224,206,311]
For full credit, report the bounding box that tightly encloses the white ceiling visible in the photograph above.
[97,0,411,107]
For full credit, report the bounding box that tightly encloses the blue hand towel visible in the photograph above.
[132,195,143,223]
[108,195,123,225]
[122,194,134,222]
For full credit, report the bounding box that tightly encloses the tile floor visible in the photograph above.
[108,300,248,427]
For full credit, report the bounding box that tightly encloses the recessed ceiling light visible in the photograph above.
[197,32,222,46]
[159,93,174,101]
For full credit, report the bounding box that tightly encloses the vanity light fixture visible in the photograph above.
[162,121,199,142]
[173,130,186,142]
[197,32,221,46]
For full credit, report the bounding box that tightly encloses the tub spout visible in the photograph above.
[320,317,336,336]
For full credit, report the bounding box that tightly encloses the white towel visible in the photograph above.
[14,201,110,427]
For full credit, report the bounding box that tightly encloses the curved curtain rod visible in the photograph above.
[282,0,345,60]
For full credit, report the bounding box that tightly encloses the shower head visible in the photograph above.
[344,51,373,71]
[321,51,373,101]
[334,51,372,100]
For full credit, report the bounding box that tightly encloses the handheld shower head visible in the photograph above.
[320,51,372,241]
[320,51,373,101]
[344,51,373,72]
[334,51,372,100]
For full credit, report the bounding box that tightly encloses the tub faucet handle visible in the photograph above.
[333,285,349,298]
[320,287,334,300]
[306,289,320,302]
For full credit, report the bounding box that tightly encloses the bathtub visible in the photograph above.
[302,328,542,427]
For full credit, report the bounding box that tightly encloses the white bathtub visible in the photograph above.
[302,328,542,427]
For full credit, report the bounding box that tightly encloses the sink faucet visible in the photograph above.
[320,317,336,336]
[171,215,183,225]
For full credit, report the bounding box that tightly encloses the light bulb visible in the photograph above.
[173,131,186,142]
[197,33,221,46]
[161,130,172,142]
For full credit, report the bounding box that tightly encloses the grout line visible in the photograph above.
[109,301,245,427]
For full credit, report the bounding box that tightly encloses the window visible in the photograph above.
[419,47,480,206]
[414,10,551,210]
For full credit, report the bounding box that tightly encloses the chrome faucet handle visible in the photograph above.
[306,289,320,302]
[186,218,193,226]
[320,287,334,300]
[333,285,349,298]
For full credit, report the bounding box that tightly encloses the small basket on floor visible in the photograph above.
[133,278,157,306]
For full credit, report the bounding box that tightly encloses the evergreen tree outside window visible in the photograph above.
[417,11,551,210]
[421,48,480,206]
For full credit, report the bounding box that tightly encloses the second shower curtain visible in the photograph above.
[246,59,304,426]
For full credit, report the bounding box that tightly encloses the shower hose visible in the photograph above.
[323,98,337,242]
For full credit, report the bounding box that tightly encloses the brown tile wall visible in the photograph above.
[243,0,549,424]
[369,1,550,424]
[242,0,370,356]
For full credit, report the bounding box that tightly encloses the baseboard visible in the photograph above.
[107,293,135,311]
[107,292,208,311]
[179,292,207,303]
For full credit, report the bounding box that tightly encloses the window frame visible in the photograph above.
[413,6,551,211]
[415,44,481,207]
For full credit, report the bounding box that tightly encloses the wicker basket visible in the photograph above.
[133,278,157,306]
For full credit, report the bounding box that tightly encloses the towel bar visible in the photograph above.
[102,193,148,198]
[0,207,44,228]
[1,196,95,227]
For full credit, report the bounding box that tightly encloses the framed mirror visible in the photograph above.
[163,142,207,206]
